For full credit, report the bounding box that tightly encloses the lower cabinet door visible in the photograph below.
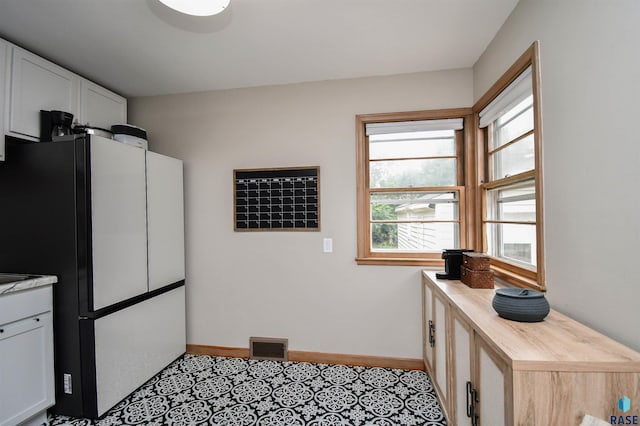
[476,339,507,426]
[93,286,186,416]
[433,292,448,404]
[0,311,54,426]
[422,281,434,371]
[453,314,473,426]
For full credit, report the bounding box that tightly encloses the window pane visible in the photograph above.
[487,223,537,267]
[371,191,459,221]
[372,222,459,251]
[369,130,456,160]
[371,223,399,250]
[490,134,534,180]
[486,183,536,222]
[491,96,533,150]
[370,158,456,188]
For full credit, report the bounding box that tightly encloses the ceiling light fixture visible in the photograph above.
[157,0,230,16]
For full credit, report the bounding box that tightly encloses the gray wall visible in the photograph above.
[129,70,473,358]
[474,0,640,350]
[129,0,640,357]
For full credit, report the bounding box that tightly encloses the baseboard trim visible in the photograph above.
[186,344,424,371]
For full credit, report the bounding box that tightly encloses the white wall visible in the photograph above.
[129,70,473,359]
[474,0,640,350]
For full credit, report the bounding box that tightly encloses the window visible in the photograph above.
[356,109,472,266]
[475,42,545,290]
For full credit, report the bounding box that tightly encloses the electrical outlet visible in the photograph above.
[323,238,333,253]
[63,373,72,394]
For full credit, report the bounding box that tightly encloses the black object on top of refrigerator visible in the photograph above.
[40,110,74,142]
[0,134,185,419]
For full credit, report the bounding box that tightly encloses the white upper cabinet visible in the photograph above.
[8,47,79,140]
[2,39,127,142]
[0,39,7,160]
[146,151,185,291]
[79,79,126,129]
[90,136,148,310]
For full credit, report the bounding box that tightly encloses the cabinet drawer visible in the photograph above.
[0,285,52,325]
[0,311,51,339]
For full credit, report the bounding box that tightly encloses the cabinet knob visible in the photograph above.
[0,329,3,333]
[35,317,40,322]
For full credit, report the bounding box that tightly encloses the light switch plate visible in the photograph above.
[323,238,333,253]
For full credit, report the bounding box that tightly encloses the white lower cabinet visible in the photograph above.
[423,282,450,416]
[423,277,517,426]
[421,280,434,373]
[451,311,507,426]
[423,271,640,426]
[433,292,448,404]
[476,340,506,426]
[452,313,473,426]
[0,286,54,426]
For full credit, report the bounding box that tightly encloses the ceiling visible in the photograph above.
[0,0,519,98]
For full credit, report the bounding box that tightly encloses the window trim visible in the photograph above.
[473,41,545,291]
[355,108,473,266]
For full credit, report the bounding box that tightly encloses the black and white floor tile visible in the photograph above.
[49,354,447,426]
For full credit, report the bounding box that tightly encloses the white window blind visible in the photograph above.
[479,66,532,128]
[365,118,463,136]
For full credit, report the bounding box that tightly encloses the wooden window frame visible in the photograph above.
[473,41,546,291]
[356,108,474,266]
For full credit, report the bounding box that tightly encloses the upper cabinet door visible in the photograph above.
[79,79,126,129]
[146,151,185,291]
[0,40,8,160]
[90,136,148,310]
[9,47,79,140]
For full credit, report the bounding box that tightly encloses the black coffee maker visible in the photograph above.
[40,110,74,142]
[436,249,475,279]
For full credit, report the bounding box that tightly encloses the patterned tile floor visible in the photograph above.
[49,354,447,426]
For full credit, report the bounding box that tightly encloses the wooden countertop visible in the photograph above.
[423,271,640,372]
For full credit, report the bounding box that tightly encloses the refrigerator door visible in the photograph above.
[146,151,185,291]
[93,286,186,416]
[90,136,148,310]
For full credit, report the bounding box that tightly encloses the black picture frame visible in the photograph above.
[233,166,320,232]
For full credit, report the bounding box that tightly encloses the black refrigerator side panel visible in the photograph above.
[0,136,91,417]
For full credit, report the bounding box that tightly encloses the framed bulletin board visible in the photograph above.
[234,166,320,231]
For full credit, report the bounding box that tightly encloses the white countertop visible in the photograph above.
[0,274,58,295]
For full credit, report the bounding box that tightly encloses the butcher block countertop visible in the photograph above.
[423,271,640,372]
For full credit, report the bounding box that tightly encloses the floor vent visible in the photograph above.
[249,337,288,361]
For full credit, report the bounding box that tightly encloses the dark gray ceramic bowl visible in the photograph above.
[492,288,550,322]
